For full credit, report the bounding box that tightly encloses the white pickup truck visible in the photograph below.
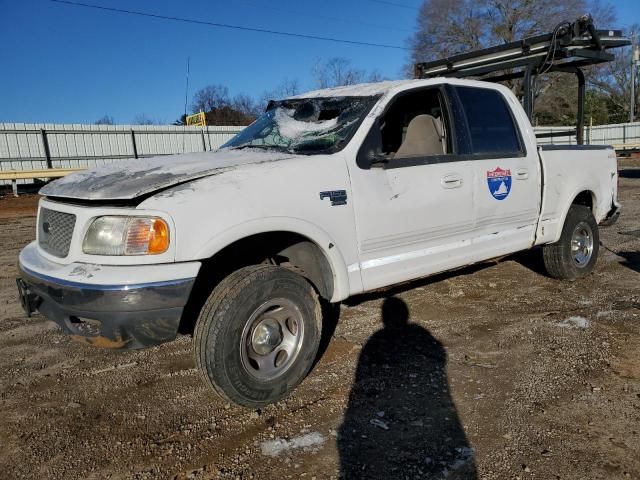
[17,78,620,408]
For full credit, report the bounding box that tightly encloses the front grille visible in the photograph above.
[39,207,76,258]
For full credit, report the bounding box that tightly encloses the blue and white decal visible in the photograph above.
[486,167,512,200]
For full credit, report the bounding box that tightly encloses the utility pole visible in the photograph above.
[184,56,190,122]
[182,56,191,153]
[631,37,639,123]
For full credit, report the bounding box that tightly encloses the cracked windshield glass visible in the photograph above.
[222,96,377,154]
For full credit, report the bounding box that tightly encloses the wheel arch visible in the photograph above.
[553,188,598,243]
[571,190,596,212]
[193,218,350,303]
[542,195,600,280]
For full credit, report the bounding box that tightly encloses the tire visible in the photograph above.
[194,265,322,409]
[542,204,599,280]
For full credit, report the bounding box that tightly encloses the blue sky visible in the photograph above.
[1,0,638,124]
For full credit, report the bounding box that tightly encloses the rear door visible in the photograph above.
[452,85,540,257]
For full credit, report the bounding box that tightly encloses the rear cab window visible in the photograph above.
[453,86,524,156]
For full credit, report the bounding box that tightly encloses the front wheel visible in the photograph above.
[193,265,321,409]
[542,205,599,280]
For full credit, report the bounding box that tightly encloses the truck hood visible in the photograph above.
[39,148,296,201]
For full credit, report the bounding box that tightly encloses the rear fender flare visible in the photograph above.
[552,188,599,243]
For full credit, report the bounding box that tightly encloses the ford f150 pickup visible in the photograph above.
[17,78,620,407]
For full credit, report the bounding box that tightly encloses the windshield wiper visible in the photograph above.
[232,144,295,154]
[232,144,268,150]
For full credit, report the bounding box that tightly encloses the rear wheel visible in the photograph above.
[193,265,321,408]
[542,205,599,280]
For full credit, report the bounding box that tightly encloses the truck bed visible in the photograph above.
[535,144,618,245]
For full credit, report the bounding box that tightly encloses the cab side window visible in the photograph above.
[379,88,451,159]
[455,86,523,155]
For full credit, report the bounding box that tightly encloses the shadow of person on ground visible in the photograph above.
[338,297,477,479]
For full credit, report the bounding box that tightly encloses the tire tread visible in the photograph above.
[542,205,599,280]
[193,265,321,408]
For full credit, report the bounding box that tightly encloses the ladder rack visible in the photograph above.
[414,15,630,144]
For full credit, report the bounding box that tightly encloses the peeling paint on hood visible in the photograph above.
[39,148,296,200]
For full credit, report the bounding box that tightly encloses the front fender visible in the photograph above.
[194,217,353,303]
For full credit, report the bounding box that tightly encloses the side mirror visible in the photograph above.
[370,153,391,168]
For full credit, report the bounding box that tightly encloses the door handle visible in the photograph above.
[515,168,529,180]
[441,174,463,189]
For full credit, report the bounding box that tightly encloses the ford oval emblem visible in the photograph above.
[42,222,51,234]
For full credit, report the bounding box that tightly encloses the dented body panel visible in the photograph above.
[535,145,619,245]
[139,151,361,300]
[18,242,199,348]
[39,149,297,201]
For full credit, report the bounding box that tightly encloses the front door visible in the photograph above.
[348,86,475,290]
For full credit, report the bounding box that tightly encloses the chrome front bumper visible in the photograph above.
[17,243,199,350]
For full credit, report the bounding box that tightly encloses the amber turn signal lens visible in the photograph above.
[123,217,169,255]
[148,218,169,254]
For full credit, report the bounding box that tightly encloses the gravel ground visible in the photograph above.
[0,160,639,479]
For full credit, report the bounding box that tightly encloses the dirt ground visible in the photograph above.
[1,160,639,480]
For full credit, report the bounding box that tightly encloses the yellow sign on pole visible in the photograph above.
[186,111,206,127]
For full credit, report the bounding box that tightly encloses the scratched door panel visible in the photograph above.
[350,160,474,291]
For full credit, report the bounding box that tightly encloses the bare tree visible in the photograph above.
[258,78,301,111]
[173,114,187,126]
[188,84,261,125]
[94,115,114,125]
[191,84,230,113]
[484,0,587,43]
[532,77,580,125]
[312,57,365,89]
[232,93,261,118]
[588,23,639,122]
[408,0,622,125]
[272,78,301,98]
[367,70,388,83]
[133,114,161,125]
[409,0,589,66]
[409,0,485,67]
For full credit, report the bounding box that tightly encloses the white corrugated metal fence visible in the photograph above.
[534,121,640,145]
[0,123,244,174]
[2,120,639,188]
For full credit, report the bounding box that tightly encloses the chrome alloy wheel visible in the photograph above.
[240,298,304,381]
[571,221,594,267]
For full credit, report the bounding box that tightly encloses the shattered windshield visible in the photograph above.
[222,96,378,154]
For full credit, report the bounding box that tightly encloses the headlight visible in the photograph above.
[83,216,169,255]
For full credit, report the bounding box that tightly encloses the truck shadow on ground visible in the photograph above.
[337,297,478,479]
[617,251,640,273]
[619,168,640,179]
[511,248,548,276]
[343,263,491,308]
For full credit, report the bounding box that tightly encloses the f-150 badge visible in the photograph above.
[319,190,347,206]
[487,167,512,200]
